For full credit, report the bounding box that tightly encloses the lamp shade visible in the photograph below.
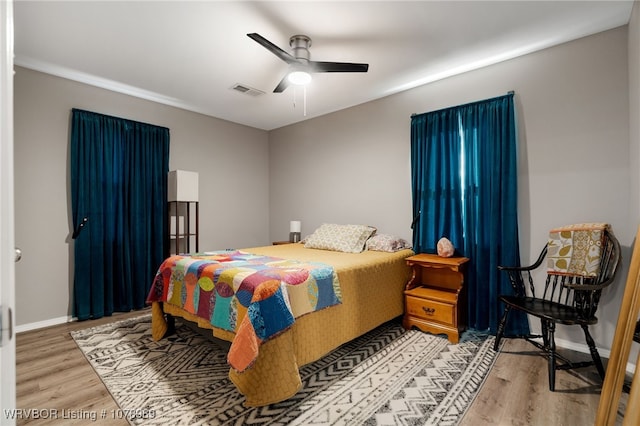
[168,170,199,202]
[289,220,302,243]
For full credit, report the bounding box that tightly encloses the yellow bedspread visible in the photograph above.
[151,243,413,406]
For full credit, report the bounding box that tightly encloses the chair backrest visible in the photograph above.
[505,228,621,320]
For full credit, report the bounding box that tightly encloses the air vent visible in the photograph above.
[231,84,265,97]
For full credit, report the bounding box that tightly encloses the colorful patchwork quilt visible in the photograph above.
[146,250,342,372]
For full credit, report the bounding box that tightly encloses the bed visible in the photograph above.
[147,232,414,406]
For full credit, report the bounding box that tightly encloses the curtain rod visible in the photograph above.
[71,108,170,131]
[411,90,515,117]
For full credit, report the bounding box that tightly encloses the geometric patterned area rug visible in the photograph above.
[71,314,499,426]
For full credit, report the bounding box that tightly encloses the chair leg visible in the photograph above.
[582,324,606,380]
[494,305,511,351]
[541,319,549,349]
[546,321,557,391]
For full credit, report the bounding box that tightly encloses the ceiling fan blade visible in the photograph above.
[273,74,290,93]
[247,33,298,65]
[310,61,369,73]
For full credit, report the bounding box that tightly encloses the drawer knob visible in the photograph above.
[422,306,435,315]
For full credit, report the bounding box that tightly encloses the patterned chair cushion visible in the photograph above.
[547,223,610,277]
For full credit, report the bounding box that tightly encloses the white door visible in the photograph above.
[0,1,16,425]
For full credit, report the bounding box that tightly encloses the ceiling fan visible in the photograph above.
[247,33,369,93]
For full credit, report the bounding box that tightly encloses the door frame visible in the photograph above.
[0,0,17,424]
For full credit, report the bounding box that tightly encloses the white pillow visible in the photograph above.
[365,234,412,252]
[304,223,376,253]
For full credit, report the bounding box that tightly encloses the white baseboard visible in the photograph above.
[554,336,636,376]
[15,315,76,333]
[15,309,149,334]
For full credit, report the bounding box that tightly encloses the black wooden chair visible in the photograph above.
[494,226,621,391]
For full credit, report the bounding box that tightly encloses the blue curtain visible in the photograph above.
[411,108,464,254]
[411,93,529,334]
[70,109,169,320]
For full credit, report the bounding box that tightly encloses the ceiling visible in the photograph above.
[13,1,635,131]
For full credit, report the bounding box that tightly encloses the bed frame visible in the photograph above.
[150,243,414,406]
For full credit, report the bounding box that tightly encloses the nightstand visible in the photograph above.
[403,253,469,343]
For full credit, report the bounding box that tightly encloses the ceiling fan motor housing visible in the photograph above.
[289,35,311,62]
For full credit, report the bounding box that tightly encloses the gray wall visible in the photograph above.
[626,0,640,370]
[14,67,270,327]
[13,16,639,360]
[269,26,633,354]
[631,2,640,224]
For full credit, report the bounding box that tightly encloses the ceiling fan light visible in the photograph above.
[288,70,312,85]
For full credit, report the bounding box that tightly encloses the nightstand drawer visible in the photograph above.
[405,295,454,325]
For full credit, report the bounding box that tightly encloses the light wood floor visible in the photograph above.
[15,311,626,425]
